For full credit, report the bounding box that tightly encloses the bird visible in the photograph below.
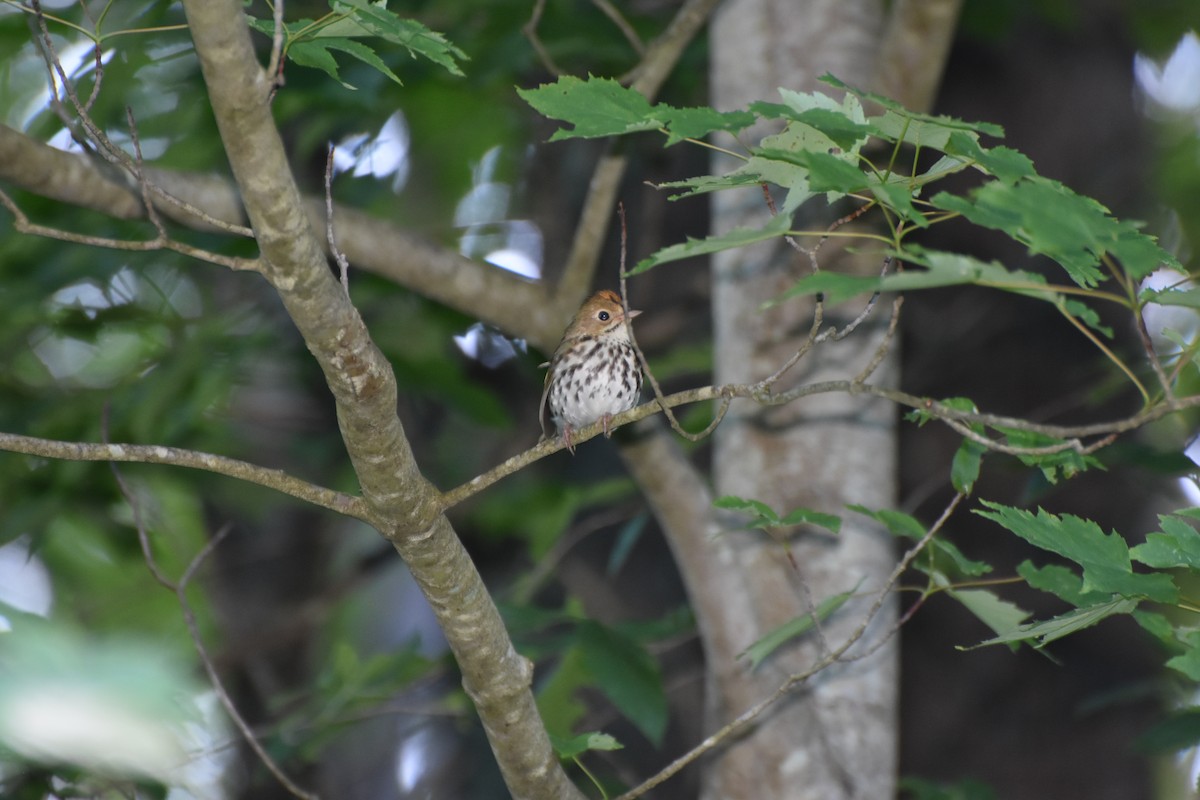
[540,290,643,453]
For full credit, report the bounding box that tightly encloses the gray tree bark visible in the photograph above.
[699,1,960,797]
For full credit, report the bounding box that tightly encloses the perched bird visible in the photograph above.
[540,290,643,453]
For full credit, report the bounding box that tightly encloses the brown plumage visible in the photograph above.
[539,290,643,453]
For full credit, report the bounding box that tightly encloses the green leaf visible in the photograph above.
[951,438,985,495]
[714,495,781,524]
[870,180,930,228]
[535,645,589,738]
[1131,514,1200,569]
[929,538,992,578]
[849,504,927,539]
[899,776,997,800]
[651,105,757,145]
[1062,297,1113,338]
[755,149,867,194]
[1166,631,1200,680]
[944,132,1035,184]
[578,622,667,745]
[820,73,1004,139]
[1142,286,1200,309]
[778,506,842,534]
[783,107,875,150]
[607,514,649,577]
[773,271,887,307]
[1135,708,1200,754]
[715,496,840,533]
[329,0,466,76]
[1017,561,1110,607]
[976,502,1178,603]
[945,397,985,494]
[773,247,1050,307]
[854,502,992,581]
[655,171,767,201]
[517,75,658,140]
[549,731,624,759]
[629,211,794,275]
[772,85,868,126]
[995,427,1105,483]
[947,588,1030,639]
[1110,225,1181,280]
[931,176,1176,288]
[1131,608,1177,648]
[739,583,859,669]
[967,597,1138,649]
[287,37,405,88]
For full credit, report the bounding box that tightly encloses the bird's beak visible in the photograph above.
[627,308,642,319]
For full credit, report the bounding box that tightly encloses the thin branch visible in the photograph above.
[0,430,368,520]
[124,105,169,239]
[522,0,563,76]
[592,0,644,55]
[833,493,966,668]
[177,528,320,800]
[101,400,320,800]
[1,330,1124,526]
[0,186,260,270]
[266,0,286,97]
[618,203,731,442]
[109,461,319,797]
[1057,303,1149,404]
[853,293,902,385]
[1132,299,1175,399]
[325,143,350,293]
[554,0,724,312]
[615,492,966,800]
[83,34,104,114]
[27,4,255,238]
[438,375,1199,510]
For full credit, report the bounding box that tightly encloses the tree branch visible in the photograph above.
[439,375,1195,508]
[178,3,583,798]
[0,431,364,519]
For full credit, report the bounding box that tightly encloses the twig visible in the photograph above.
[83,34,104,114]
[833,493,965,668]
[0,187,261,271]
[754,305,825,395]
[1132,300,1175,399]
[0,430,368,521]
[112,489,318,797]
[325,143,350,294]
[592,0,645,55]
[522,0,563,76]
[615,492,966,799]
[617,202,731,442]
[124,106,169,239]
[853,292,902,385]
[437,376,1191,510]
[266,0,287,100]
[830,254,892,343]
[27,3,255,238]
[175,526,321,800]
[551,0,724,315]
[102,406,320,800]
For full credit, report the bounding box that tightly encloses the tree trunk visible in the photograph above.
[705,2,899,797]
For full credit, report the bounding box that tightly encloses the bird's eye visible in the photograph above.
[598,311,610,321]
